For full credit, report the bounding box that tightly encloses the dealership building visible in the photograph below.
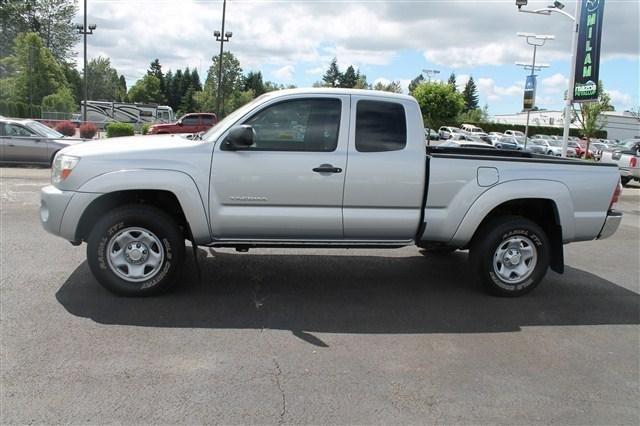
[492,110,640,140]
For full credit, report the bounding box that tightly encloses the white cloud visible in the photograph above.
[608,90,635,110]
[477,78,523,102]
[541,73,569,94]
[274,65,295,82]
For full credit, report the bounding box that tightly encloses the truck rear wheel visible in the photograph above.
[87,205,185,296]
[470,216,550,297]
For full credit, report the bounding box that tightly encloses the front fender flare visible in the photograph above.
[76,169,211,244]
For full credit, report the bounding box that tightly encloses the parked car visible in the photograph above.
[503,130,525,137]
[460,124,484,134]
[495,136,522,151]
[424,128,440,141]
[600,138,640,185]
[534,138,577,157]
[488,132,503,145]
[41,88,622,298]
[523,140,547,155]
[0,118,80,166]
[148,113,218,135]
[438,126,462,140]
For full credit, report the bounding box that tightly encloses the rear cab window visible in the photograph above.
[355,100,407,152]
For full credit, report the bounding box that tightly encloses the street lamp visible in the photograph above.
[76,0,96,124]
[516,0,580,157]
[422,69,440,82]
[214,0,232,117]
[516,32,554,148]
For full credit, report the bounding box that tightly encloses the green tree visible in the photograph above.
[41,85,75,112]
[462,76,479,112]
[243,71,265,95]
[573,81,613,157]
[373,80,403,93]
[448,72,457,91]
[353,72,370,89]
[408,74,425,94]
[3,32,67,106]
[127,74,165,104]
[190,68,202,91]
[116,74,127,102]
[0,0,79,63]
[169,69,184,110]
[61,62,82,102]
[202,51,244,116]
[178,85,196,114]
[85,56,120,100]
[147,58,164,93]
[339,65,358,88]
[412,81,465,131]
[322,58,341,88]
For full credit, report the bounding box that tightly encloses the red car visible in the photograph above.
[148,113,217,135]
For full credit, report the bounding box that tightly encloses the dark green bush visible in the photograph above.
[141,123,151,135]
[0,100,41,118]
[106,122,135,138]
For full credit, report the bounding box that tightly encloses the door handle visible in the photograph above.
[312,164,342,173]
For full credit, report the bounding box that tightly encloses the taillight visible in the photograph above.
[609,179,622,211]
[630,157,637,168]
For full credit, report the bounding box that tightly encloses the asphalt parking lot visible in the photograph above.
[1,166,639,424]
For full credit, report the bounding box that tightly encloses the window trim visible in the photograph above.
[354,99,407,153]
[220,97,343,152]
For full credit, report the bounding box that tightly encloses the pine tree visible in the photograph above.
[148,58,164,94]
[322,58,341,88]
[339,65,357,88]
[243,71,265,95]
[448,72,457,91]
[163,70,174,107]
[462,76,479,112]
[190,69,202,91]
[408,74,425,94]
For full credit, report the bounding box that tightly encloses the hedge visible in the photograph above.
[0,100,41,118]
[455,121,607,139]
[106,122,135,138]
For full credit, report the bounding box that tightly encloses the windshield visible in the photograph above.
[26,121,64,138]
[548,140,562,147]
[621,139,639,149]
[202,94,272,142]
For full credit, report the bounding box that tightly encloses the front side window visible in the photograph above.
[4,124,35,137]
[182,116,199,126]
[241,98,341,152]
[355,100,406,152]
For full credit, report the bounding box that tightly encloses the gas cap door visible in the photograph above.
[477,167,499,187]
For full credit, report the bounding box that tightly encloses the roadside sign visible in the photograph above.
[573,0,606,102]
[523,75,537,111]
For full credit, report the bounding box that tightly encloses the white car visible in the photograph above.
[439,139,496,149]
[438,126,462,140]
[504,130,525,138]
[460,124,484,134]
[534,139,577,157]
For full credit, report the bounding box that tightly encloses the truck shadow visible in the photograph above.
[56,250,639,343]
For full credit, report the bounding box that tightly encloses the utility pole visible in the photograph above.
[422,69,440,82]
[516,32,553,149]
[214,0,232,117]
[76,0,96,123]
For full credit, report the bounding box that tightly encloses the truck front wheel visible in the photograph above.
[470,216,550,297]
[87,205,185,296]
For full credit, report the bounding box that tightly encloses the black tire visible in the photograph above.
[621,176,631,186]
[87,205,185,296]
[470,216,550,297]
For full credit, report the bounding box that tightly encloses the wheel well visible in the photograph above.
[76,190,189,242]
[471,198,564,273]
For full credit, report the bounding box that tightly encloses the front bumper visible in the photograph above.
[597,210,623,240]
[40,185,74,237]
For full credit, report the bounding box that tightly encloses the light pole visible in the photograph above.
[516,32,553,149]
[214,0,232,117]
[516,0,580,157]
[422,69,440,82]
[76,0,96,124]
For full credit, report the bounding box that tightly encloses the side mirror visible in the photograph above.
[222,125,254,150]
[177,120,183,126]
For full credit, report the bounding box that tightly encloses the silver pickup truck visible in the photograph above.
[40,89,623,297]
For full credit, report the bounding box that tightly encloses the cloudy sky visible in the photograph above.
[74,0,639,115]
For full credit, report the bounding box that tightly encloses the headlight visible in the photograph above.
[52,154,80,184]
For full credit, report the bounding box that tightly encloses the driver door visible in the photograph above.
[209,95,349,240]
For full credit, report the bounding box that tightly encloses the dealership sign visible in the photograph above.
[523,75,537,111]
[573,0,606,102]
